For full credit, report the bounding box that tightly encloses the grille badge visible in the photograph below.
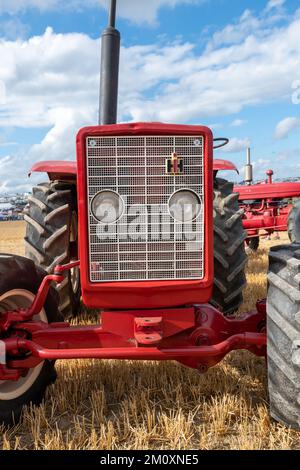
[166,152,183,175]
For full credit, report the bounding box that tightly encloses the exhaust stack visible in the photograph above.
[99,0,120,125]
[244,148,253,185]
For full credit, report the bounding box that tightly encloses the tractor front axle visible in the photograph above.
[0,265,267,380]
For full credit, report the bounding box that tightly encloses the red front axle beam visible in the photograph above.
[0,261,267,380]
[7,332,266,362]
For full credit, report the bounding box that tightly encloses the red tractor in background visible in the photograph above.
[234,148,300,250]
[0,1,300,431]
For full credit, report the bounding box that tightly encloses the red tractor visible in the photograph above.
[0,1,299,431]
[233,149,300,251]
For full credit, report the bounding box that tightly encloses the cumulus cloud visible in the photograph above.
[265,0,285,13]
[221,137,251,154]
[0,0,59,14]
[230,119,247,127]
[0,17,29,39]
[274,117,300,140]
[0,0,201,25]
[1,3,300,190]
[98,0,202,25]
[207,10,261,49]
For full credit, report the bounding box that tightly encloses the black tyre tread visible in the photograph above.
[0,254,61,427]
[212,178,247,315]
[288,199,300,243]
[24,182,80,318]
[267,244,300,429]
[248,236,260,252]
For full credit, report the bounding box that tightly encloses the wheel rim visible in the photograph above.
[70,211,80,294]
[0,289,47,401]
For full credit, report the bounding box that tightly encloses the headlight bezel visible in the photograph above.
[168,188,202,223]
[90,189,125,224]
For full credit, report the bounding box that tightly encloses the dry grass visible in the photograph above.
[0,221,26,257]
[0,221,300,449]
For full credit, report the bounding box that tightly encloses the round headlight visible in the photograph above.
[91,190,124,224]
[168,189,202,223]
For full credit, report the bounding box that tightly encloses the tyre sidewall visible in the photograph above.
[0,255,60,426]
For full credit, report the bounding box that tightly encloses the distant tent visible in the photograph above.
[0,203,14,211]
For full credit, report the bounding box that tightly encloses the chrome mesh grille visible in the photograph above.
[86,135,205,282]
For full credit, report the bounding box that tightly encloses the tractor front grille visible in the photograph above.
[86,135,205,282]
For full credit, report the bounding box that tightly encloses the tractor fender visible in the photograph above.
[29,161,77,182]
[213,159,239,174]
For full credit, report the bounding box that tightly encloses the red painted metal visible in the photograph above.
[29,160,77,181]
[240,202,294,239]
[266,170,273,184]
[213,159,239,173]
[0,125,274,386]
[76,122,214,310]
[54,260,80,275]
[234,173,300,240]
[101,308,195,341]
[6,332,266,363]
[0,364,21,381]
[0,261,79,333]
[0,274,63,333]
[0,261,266,379]
[235,181,300,200]
[0,287,266,377]
[134,317,163,345]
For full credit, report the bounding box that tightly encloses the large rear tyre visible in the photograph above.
[212,178,247,315]
[288,199,300,243]
[267,244,300,429]
[0,255,61,427]
[24,182,80,319]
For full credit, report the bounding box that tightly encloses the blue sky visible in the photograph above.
[0,0,300,192]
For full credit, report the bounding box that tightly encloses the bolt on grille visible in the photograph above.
[86,135,205,282]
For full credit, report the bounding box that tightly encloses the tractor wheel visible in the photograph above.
[288,199,300,243]
[248,236,260,252]
[212,178,247,315]
[267,244,300,429]
[0,255,61,427]
[24,182,80,319]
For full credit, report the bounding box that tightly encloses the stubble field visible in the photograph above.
[0,220,299,450]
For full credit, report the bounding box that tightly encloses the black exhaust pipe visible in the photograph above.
[99,0,120,125]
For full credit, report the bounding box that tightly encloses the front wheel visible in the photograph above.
[0,255,61,426]
[212,178,247,315]
[24,182,81,319]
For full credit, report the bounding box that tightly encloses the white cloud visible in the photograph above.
[274,117,300,140]
[99,0,202,25]
[230,119,247,127]
[221,137,251,154]
[206,1,288,51]
[208,123,223,130]
[0,27,99,129]
[0,18,29,39]
[0,0,201,25]
[207,10,261,49]
[0,0,59,14]
[1,4,300,190]
[265,0,285,13]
